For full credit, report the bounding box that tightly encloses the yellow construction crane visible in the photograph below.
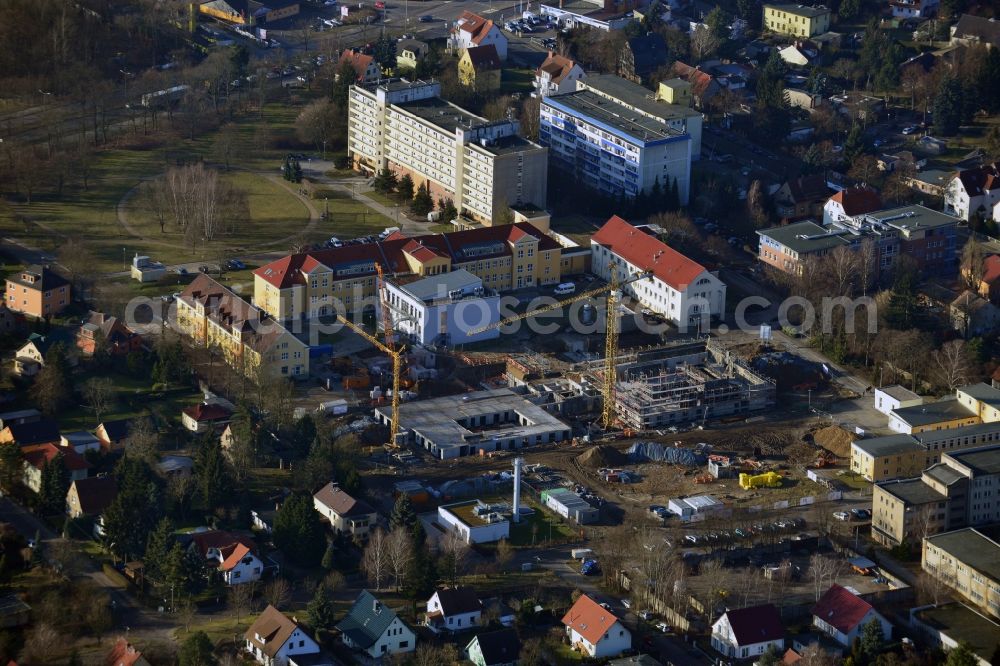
[469,266,652,429]
[375,263,395,351]
[336,314,405,447]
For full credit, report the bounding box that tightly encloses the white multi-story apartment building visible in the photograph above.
[348,79,547,224]
[944,163,1000,222]
[590,215,726,330]
[540,75,699,203]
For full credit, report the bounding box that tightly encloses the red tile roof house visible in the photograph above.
[590,215,727,331]
[190,530,264,585]
[181,402,233,434]
[65,476,118,519]
[711,604,785,660]
[339,49,381,83]
[21,443,90,494]
[811,584,892,647]
[973,254,1000,303]
[774,174,831,220]
[822,187,883,226]
[535,51,585,97]
[105,637,152,666]
[245,605,322,666]
[76,311,143,357]
[450,11,507,60]
[561,594,631,659]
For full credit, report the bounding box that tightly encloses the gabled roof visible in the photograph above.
[5,265,69,292]
[591,216,708,291]
[719,604,784,646]
[313,482,377,517]
[829,187,882,217]
[953,14,1000,46]
[70,476,118,515]
[20,331,71,358]
[191,530,257,559]
[561,593,621,645]
[624,33,667,77]
[467,629,522,665]
[183,402,233,423]
[246,605,301,658]
[340,49,376,81]
[811,584,875,634]
[672,61,718,98]
[22,443,91,472]
[97,417,147,444]
[336,590,405,648]
[179,274,293,354]
[954,162,1000,197]
[952,290,995,315]
[432,587,482,616]
[537,51,580,85]
[463,44,501,71]
[220,542,255,571]
[454,11,499,45]
[783,174,830,203]
[3,419,60,446]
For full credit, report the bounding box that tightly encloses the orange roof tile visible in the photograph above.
[561,594,621,645]
[982,254,1000,285]
[830,187,882,217]
[220,542,253,571]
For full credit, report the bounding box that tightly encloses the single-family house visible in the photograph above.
[458,45,502,91]
[811,584,892,647]
[156,455,194,478]
[774,174,831,220]
[59,431,102,454]
[425,587,482,633]
[182,402,233,433]
[336,590,416,658]
[670,62,722,109]
[779,43,816,67]
[561,594,631,659]
[0,420,60,448]
[951,14,1000,49]
[0,307,25,339]
[66,476,117,519]
[396,38,429,70]
[95,417,149,452]
[4,264,70,319]
[908,168,955,196]
[890,0,938,19]
[313,482,378,540]
[968,254,1000,303]
[0,409,41,430]
[76,311,142,357]
[339,49,381,83]
[535,51,585,97]
[950,290,1000,338]
[711,604,785,660]
[823,187,882,226]
[106,637,152,666]
[465,628,522,666]
[190,530,263,585]
[21,443,90,494]
[245,605,322,666]
[617,33,667,84]
[450,11,507,60]
[944,163,1000,221]
[13,331,75,377]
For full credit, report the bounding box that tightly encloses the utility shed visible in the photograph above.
[542,487,598,524]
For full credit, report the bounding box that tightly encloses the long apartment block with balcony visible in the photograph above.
[348,79,548,224]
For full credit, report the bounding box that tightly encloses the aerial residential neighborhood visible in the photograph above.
[2,0,1000,663]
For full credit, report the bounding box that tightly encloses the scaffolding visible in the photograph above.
[614,357,775,431]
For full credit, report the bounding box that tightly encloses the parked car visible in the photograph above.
[638,610,654,620]
[833,511,850,521]
[554,282,576,295]
[198,265,210,273]
[621,599,631,609]
[174,267,188,275]
[419,14,433,21]
[655,621,670,633]
[225,259,245,270]
[902,126,918,135]
[851,508,871,520]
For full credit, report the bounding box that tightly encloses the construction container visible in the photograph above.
[571,548,594,560]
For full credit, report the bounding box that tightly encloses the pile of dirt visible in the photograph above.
[813,425,855,458]
[576,445,628,468]
[785,441,819,465]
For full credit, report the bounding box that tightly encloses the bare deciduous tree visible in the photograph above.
[230,581,255,625]
[495,538,514,573]
[808,554,842,601]
[21,622,59,664]
[385,526,413,591]
[362,527,390,591]
[264,577,291,610]
[83,377,114,422]
[690,25,721,61]
[961,238,986,290]
[440,530,471,585]
[931,340,972,391]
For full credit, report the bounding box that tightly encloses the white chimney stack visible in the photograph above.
[512,457,523,523]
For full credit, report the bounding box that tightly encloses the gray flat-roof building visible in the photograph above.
[540,75,695,203]
[923,527,1000,619]
[542,487,599,524]
[852,421,1000,481]
[377,388,572,459]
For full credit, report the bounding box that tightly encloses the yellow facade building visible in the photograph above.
[254,223,572,322]
[177,274,309,379]
[458,46,502,91]
[922,528,1000,619]
[763,4,831,37]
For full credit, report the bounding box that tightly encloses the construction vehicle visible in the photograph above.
[739,471,783,490]
[468,265,653,428]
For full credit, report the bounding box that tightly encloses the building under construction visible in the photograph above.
[614,342,775,430]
